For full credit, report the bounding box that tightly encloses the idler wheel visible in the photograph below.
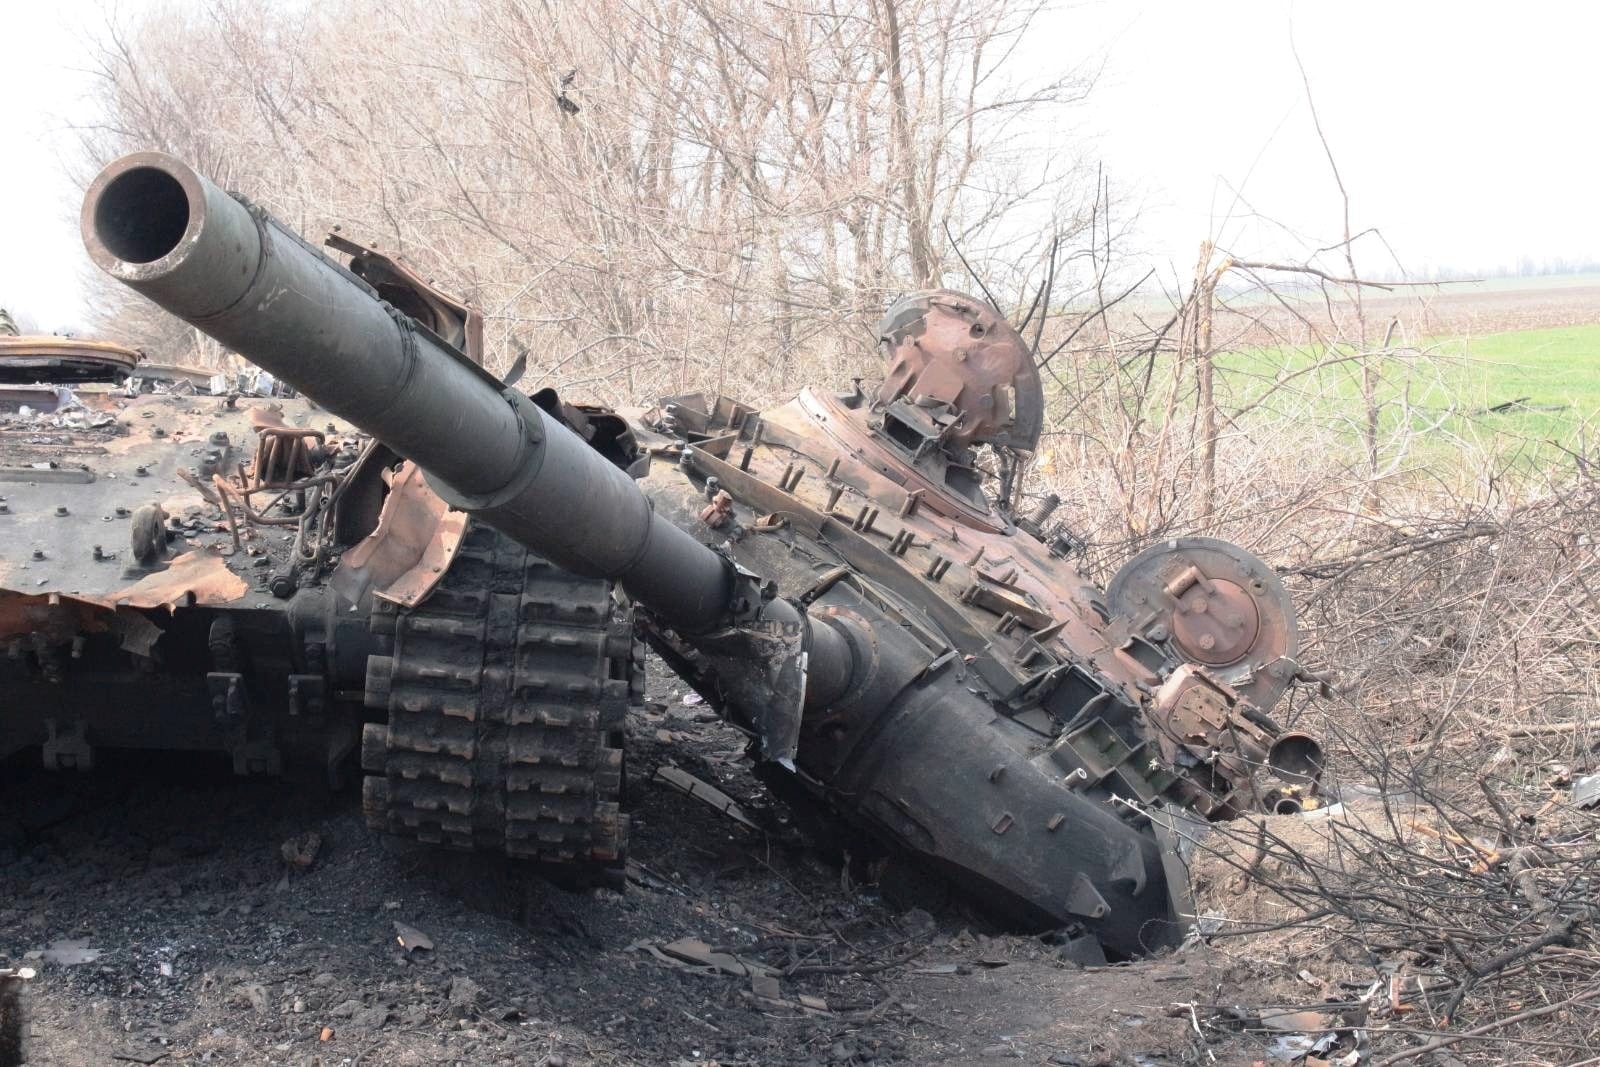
[1170,578,1260,666]
[1107,536,1300,713]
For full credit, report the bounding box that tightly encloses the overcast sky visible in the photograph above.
[2,0,1596,331]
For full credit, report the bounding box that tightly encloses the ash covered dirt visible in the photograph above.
[0,664,1278,1066]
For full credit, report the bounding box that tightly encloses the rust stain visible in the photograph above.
[108,549,250,609]
[3,549,249,641]
[247,405,288,430]
[875,290,1044,452]
[0,594,109,641]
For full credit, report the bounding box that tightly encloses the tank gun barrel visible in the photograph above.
[82,152,734,635]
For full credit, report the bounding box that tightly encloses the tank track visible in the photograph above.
[360,521,641,875]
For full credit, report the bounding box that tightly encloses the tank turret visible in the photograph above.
[79,151,1323,957]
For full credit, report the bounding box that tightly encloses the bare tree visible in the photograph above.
[76,0,1095,403]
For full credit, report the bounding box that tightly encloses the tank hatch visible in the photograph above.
[0,336,141,385]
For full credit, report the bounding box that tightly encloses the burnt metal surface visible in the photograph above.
[74,150,1327,957]
[0,371,382,779]
[331,460,467,609]
[326,233,485,366]
[0,385,359,609]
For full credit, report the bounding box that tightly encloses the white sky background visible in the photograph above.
[1,0,1596,332]
[1064,0,1600,282]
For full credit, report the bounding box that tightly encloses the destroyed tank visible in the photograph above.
[52,151,1322,957]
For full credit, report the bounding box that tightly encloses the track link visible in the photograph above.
[361,521,637,874]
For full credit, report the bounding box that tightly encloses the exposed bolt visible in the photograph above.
[209,431,230,446]
[55,505,68,516]
[136,466,149,477]
[32,548,45,560]
[152,426,167,438]
[1029,492,1061,526]
[92,545,104,561]
[0,503,9,514]
[115,506,130,517]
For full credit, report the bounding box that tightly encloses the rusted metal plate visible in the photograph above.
[331,461,464,608]
[0,549,247,640]
[106,548,249,608]
[0,594,109,642]
[325,233,485,367]
[671,391,1149,707]
[1106,536,1299,711]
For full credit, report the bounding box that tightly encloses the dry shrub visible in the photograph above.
[1019,270,1600,1061]
[1185,768,1600,1063]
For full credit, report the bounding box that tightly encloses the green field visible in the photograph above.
[1213,324,1600,467]
[1431,325,1600,440]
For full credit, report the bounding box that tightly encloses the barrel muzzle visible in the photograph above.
[83,153,264,321]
